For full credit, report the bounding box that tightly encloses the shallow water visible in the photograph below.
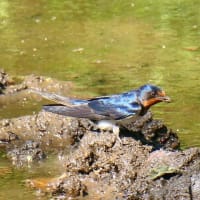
[0,0,200,199]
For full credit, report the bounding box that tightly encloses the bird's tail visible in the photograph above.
[28,89,84,106]
[43,104,76,116]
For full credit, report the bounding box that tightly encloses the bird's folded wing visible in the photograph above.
[88,100,142,120]
[43,104,107,120]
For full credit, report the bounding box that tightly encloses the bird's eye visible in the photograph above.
[150,92,155,97]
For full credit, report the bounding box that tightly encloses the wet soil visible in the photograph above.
[1,69,200,200]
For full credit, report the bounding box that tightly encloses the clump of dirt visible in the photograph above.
[0,112,86,151]
[121,111,179,149]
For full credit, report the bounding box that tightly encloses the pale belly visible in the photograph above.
[96,115,138,131]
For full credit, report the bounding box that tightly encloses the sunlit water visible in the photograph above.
[0,0,200,199]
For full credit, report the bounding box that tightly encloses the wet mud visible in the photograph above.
[1,69,200,200]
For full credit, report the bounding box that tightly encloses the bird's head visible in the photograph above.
[137,84,171,109]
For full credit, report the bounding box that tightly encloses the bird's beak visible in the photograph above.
[157,91,171,102]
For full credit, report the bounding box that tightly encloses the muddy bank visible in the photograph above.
[44,134,200,200]
[1,69,199,199]
[0,110,178,167]
[1,110,199,199]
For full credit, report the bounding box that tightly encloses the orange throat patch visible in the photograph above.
[142,98,161,108]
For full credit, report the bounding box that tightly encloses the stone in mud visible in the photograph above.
[7,140,45,167]
[50,175,87,198]
[26,173,88,199]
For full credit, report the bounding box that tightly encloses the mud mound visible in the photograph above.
[26,129,199,200]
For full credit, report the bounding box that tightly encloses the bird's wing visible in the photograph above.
[42,100,141,120]
[31,89,141,120]
[29,89,88,106]
[88,98,142,120]
[43,104,107,120]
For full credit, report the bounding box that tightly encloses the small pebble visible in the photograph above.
[35,19,40,23]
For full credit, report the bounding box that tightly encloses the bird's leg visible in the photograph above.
[112,124,122,144]
[97,120,121,144]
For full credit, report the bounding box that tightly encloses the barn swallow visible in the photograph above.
[30,84,170,141]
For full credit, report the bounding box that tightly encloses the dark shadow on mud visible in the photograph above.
[120,125,179,150]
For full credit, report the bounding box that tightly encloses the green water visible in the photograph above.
[0,0,200,199]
